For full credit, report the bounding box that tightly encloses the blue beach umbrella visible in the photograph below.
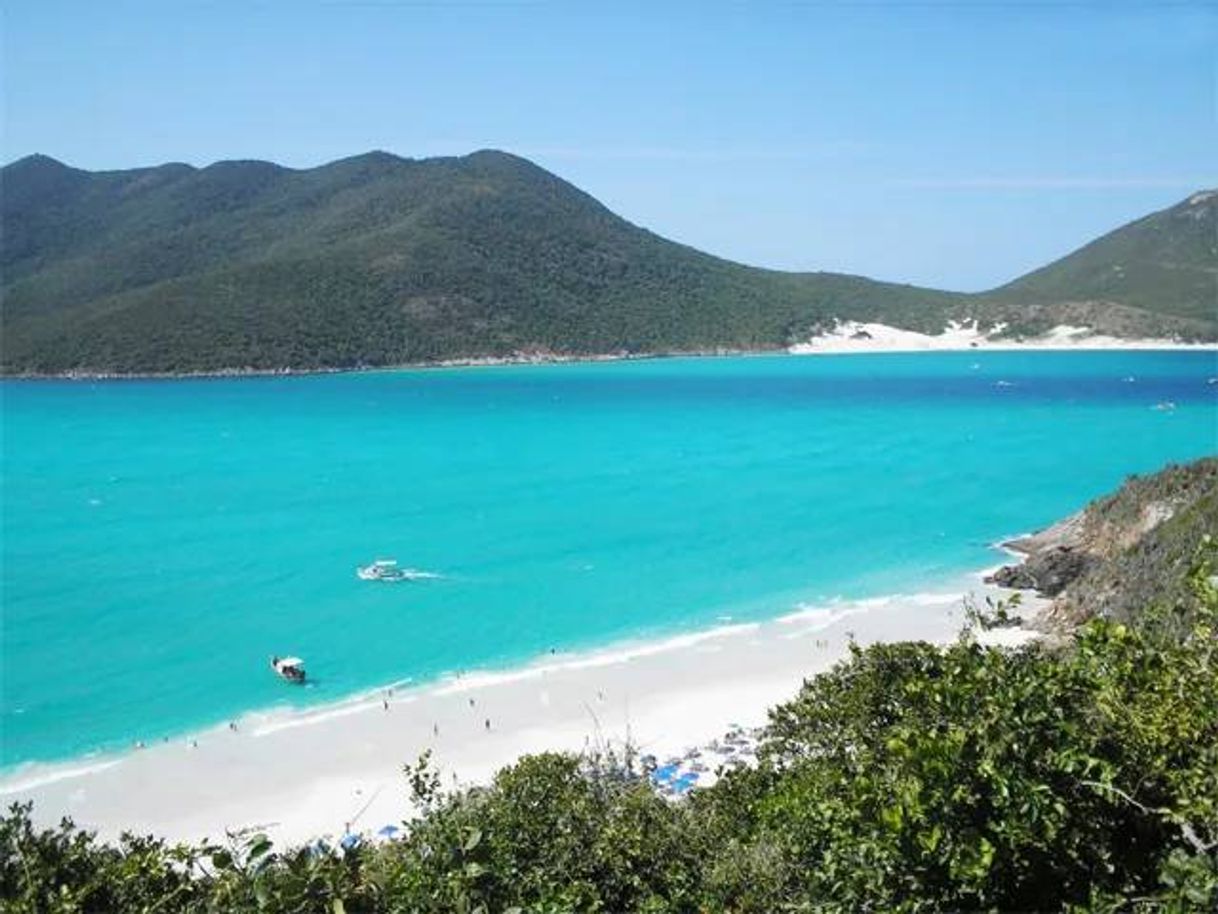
[651,764,678,783]
[377,824,401,839]
[670,773,699,794]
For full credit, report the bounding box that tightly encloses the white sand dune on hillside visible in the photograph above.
[789,320,1217,355]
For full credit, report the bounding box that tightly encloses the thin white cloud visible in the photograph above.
[892,176,1218,190]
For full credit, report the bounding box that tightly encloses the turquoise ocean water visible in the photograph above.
[2,351,1216,770]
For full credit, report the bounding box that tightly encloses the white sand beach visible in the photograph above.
[789,320,1218,355]
[1,579,1040,850]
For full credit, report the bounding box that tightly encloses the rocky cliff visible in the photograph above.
[987,458,1218,629]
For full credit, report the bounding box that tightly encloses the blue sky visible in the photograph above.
[3,1,1214,290]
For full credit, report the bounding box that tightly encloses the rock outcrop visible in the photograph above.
[988,546,1094,596]
[986,458,1218,629]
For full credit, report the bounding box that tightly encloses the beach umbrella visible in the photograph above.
[651,765,677,784]
[340,833,361,850]
[377,824,400,839]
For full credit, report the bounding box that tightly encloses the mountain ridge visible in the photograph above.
[990,186,1218,328]
[2,150,1213,375]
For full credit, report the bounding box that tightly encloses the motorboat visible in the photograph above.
[357,559,410,582]
[271,655,306,683]
[356,559,434,582]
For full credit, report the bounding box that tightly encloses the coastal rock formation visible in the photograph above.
[986,458,1218,628]
[987,546,1093,596]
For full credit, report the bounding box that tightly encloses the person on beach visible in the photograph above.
[382,699,388,711]
[485,718,491,731]
[433,723,439,736]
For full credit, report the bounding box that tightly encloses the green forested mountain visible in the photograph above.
[990,189,1218,329]
[1,150,1213,374]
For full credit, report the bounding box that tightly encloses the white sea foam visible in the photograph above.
[991,532,1035,559]
[777,604,854,625]
[776,590,958,624]
[434,623,764,696]
[0,758,122,796]
[250,694,419,738]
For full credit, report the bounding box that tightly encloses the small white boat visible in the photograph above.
[270,655,306,683]
[356,559,435,583]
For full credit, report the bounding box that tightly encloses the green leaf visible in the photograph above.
[880,805,904,831]
[246,834,272,860]
[463,827,483,852]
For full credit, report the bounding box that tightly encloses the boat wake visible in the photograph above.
[356,559,442,582]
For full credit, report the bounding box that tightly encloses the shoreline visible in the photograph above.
[0,348,767,382]
[1,568,1041,849]
[0,617,779,789]
[4,335,1216,382]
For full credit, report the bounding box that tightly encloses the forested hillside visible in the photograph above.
[2,150,1213,375]
[989,190,1218,331]
[0,151,962,374]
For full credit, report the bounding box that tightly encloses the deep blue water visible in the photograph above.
[2,351,1215,768]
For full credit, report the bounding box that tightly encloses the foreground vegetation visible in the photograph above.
[3,152,1213,374]
[4,546,1216,912]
